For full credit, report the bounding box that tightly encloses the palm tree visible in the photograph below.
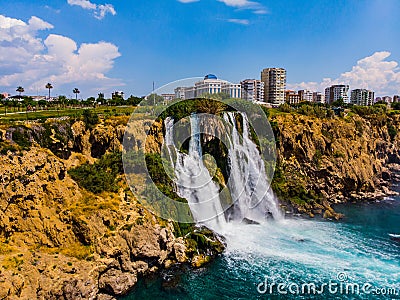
[73,88,80,101]
[16,86,24,100]
[45,83,53,100]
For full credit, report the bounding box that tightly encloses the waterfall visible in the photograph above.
[165,115,227,231]
[224,112,283,223]
[164,112,282,231]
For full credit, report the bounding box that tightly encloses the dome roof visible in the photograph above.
[204,74,217,80]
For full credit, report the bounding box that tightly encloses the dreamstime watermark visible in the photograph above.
[257,272,400,297]
[122,77,277,223]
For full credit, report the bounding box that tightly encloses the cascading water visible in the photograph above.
[164,115,226,231]
[224,112,283,223]
[164,112,282,232]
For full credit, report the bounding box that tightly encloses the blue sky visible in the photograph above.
[0,0,399,98]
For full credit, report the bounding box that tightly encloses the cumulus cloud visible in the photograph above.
[0,14,122,95]
[288,52,400,96]
[67,0,116,20]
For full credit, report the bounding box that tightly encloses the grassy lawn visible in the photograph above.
[0,106,138,123]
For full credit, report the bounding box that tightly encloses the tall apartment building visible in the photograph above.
[285,90,300,104]
[174,74,241,100]
[241,79,265,102]
[298,90,313,102]
[324,85,349,104]
[350,89,375,106]
[312,92,325,103]
[261,68,286,105]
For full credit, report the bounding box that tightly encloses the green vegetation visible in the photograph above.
[388,123,397,141]
[82,109,99,129]
[331,98,345,107]
[391,102,400,110]
[184,227,225,255]
[271,163,321,206]
[8,126,32,150]
[0,106,136,123]
[144,153,187,204]
[280,102,334,119]
[351,104,387,116]
[68,152,123,194]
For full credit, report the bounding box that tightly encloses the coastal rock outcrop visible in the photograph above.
[271,113,400,217]
[0,116,224,299]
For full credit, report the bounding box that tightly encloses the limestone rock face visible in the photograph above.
[0,117,223,299]
[173,238,188,263]
[99,269,138,296]
[272,113,400,217]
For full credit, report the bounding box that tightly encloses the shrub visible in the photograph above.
[388,124,397,141]
[392,102,400,110]
[10,127,32,150]
[82,109,99,130]
[279,103,293,113]
[68,152,123,194]
[354,120,364,136]
[351,104,387,117]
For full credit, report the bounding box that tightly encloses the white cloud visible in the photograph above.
[0,14,122,96]
[177,0,268,14]
[218,0,254,7]
[67,0,96,10]
[177,0,200,3]
[67,0,116,20]
[218,0,267,13]
[96,4,116,20]
[288,52,400,96]
[227,18,249,25]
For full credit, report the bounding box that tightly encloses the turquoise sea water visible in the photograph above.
[123,185,400,300]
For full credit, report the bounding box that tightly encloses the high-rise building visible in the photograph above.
[324,85,349,104]
[261,68,286,105]
[241,79,265,102]
[298,90,313,102]
[285,90,300,104]
[312,92,325,103]
[350,89,375,106]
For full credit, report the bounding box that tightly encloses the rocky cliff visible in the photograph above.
[0,116,224,299]
[271,112,400,218]
[1,108,399,298]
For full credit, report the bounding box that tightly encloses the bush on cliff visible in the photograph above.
[82,109,99,130]
[68,152,123,194]
[351,104,387,117]
[9,126,32,150]
[388,123,397,141]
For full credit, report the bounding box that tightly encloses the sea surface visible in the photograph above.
[123,185,400,299]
